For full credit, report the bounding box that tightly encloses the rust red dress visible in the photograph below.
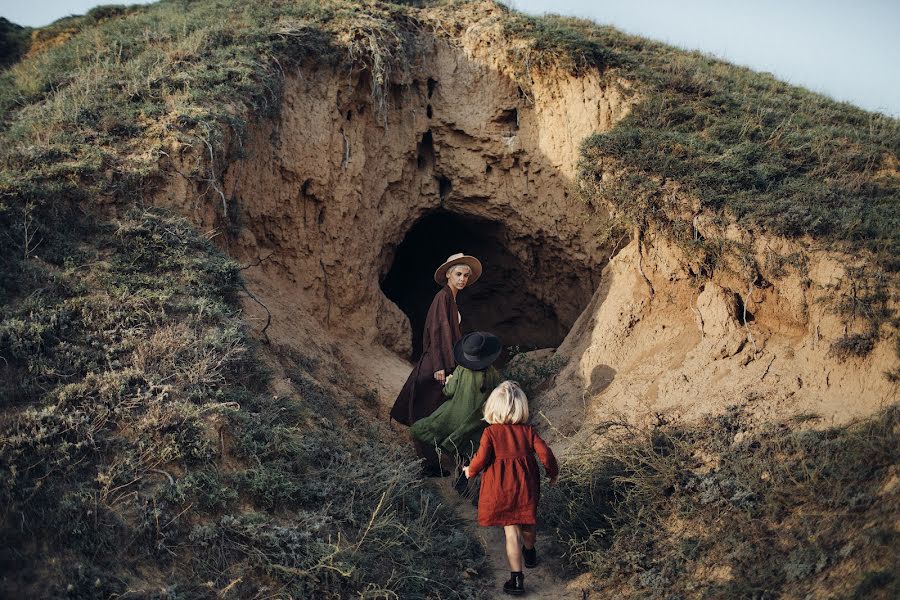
[467,423,559,526]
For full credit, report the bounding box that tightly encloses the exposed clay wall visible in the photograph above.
[155,24,633,357]
[544,232,897,433]
[153,3,894,427]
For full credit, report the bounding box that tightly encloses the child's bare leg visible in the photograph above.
[503,525,523,571]
[521,524,536,550]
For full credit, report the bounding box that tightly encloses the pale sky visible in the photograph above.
[2,0,898,116]
[504,0,900,116]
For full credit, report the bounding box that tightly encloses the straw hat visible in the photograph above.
[433,253,482,285]
[453,331,502,370]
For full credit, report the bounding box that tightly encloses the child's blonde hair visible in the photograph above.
[483,380,529,424]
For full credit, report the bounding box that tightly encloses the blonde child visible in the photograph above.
[463,381,558,596]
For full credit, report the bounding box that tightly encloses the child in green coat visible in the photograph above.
[410,332,502,468]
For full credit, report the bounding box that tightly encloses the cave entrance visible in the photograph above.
[381,210,569,364]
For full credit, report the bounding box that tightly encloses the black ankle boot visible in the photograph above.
[522,545,537,568]
[503,571,524,595]
[453,471,468,495]
[422,464,450,478]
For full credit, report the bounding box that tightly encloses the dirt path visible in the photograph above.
[365,344,589,597]
[432,477,590,599]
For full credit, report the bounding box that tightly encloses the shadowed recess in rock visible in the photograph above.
[381,210,573,363]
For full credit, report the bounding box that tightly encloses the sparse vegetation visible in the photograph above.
[0,2,485,595]
[541,406,900,598]
[502,347,565,398]
[498,9,898,367]
[1,0,897,596]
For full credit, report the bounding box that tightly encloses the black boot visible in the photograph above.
[503,571,524,595]
[522,545,537,568]
[453,470,469,495]
[423,464,450,478]
[414,439,448,477]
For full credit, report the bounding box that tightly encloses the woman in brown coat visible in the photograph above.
[389,253,482,472]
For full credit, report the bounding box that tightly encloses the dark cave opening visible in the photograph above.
[381,210,570,364]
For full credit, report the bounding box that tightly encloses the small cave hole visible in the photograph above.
[426,104,433,119]
[495,108,519,130]
[437,175,452,200]
[427,77,437,98]
[417,131,434,170]
[346,110,352,121]
[381,211,569,362]
[389,82,404,106]
[301,179,312,196]
[485,164,493,174]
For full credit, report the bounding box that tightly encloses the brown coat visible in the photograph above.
[467,424,559,526]
[389,285,462,426]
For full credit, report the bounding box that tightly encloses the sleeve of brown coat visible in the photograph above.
[430,289,458,374]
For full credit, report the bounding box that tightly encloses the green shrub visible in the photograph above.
[502,347,566,397]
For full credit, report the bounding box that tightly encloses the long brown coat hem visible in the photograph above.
[389,285,461,426]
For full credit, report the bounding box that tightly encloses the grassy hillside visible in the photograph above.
[0,208,484,597]
[0,0,897,597]
[540,407,899,599]
[0,1,484,597]
[500,11,898,266]
[494,8,899,362]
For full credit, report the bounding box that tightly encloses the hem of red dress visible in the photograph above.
[478,519,537,527]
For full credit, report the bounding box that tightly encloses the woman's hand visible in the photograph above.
[434,369,446,384]
[548,475,559,486]
[462,466,471,479]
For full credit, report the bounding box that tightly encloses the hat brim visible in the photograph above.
[453,334,501,371]
[434,255,482,286]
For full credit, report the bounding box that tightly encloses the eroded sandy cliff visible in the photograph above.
[154,2,895,430]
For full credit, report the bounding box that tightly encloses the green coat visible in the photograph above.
[410,365,503,458]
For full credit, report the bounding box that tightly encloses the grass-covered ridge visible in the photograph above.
[0,0,422,212]
[501,12,899,269]
[0,208,485,597]
[541,407,900,598]
[496,8,899,363]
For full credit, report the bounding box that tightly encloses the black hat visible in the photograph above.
[453,331,502,371]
